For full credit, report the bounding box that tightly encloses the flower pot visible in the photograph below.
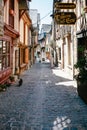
[77,81,87,104]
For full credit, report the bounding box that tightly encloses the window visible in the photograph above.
[0,41,2,70]
[9,0,14,27]
[20,48,25,64]
[23,49,25,63]
[68,37,71,65]
[86,0,87,6]
[0,40,10,71]
[59,48,61,60]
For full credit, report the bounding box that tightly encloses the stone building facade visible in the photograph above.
[0,0,32,84]
[52,0,87,79]
[19,10,32,74]
[0,0,19,84]
[30,9,40,64]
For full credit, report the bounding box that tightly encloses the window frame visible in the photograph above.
[9,0,14,28]
[0,40,10,71]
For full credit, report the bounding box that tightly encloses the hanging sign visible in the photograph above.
[54,2,76,9]
[54,12,76,24]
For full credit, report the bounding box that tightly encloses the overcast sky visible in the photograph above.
[30,0,53,25]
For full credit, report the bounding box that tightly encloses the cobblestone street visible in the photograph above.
[0,63,87,130]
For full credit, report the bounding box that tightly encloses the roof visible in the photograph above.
[38,33,46,41]
[41,24,52,34]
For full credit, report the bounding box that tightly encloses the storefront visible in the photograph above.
[76,29,87,45]
[0,37,11,84]
[0,14,19,84]
[19,44,29,74]
[76,29,87,58]
[0,1,11,84]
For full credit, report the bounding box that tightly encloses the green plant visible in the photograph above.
[0,84,7,91]
[74,46,87,83]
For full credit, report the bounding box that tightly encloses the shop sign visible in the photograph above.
[54,12,76,24]
[54,2,76,9]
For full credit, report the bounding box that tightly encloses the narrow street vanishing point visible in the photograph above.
[0,62,87,130]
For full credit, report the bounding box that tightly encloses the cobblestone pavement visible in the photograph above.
[0,63,87,130]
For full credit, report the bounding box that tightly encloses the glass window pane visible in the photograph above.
[2,55,7,69]
[3,41,6,54]
[0,63,2,70]
[3,41,6,47]
[3,48,6,53]
[0,40,10,70]
[0,41,2,55]
[7,41,10,53]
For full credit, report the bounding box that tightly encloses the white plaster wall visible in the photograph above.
[20,19,24,43]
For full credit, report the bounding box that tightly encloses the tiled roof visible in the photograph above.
[41,24,52,34]
[38,33,46,41]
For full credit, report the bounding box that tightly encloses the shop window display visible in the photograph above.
[0,40,10,71]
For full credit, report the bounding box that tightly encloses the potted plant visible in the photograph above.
[74,45,87,103]
[0,84,7,92]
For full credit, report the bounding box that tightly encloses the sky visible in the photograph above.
[30,0,53,25]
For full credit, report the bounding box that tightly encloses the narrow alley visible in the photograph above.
[0,62,87,130]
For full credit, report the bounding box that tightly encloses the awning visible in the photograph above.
[76,29,87,38]
[19,0,29,10]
